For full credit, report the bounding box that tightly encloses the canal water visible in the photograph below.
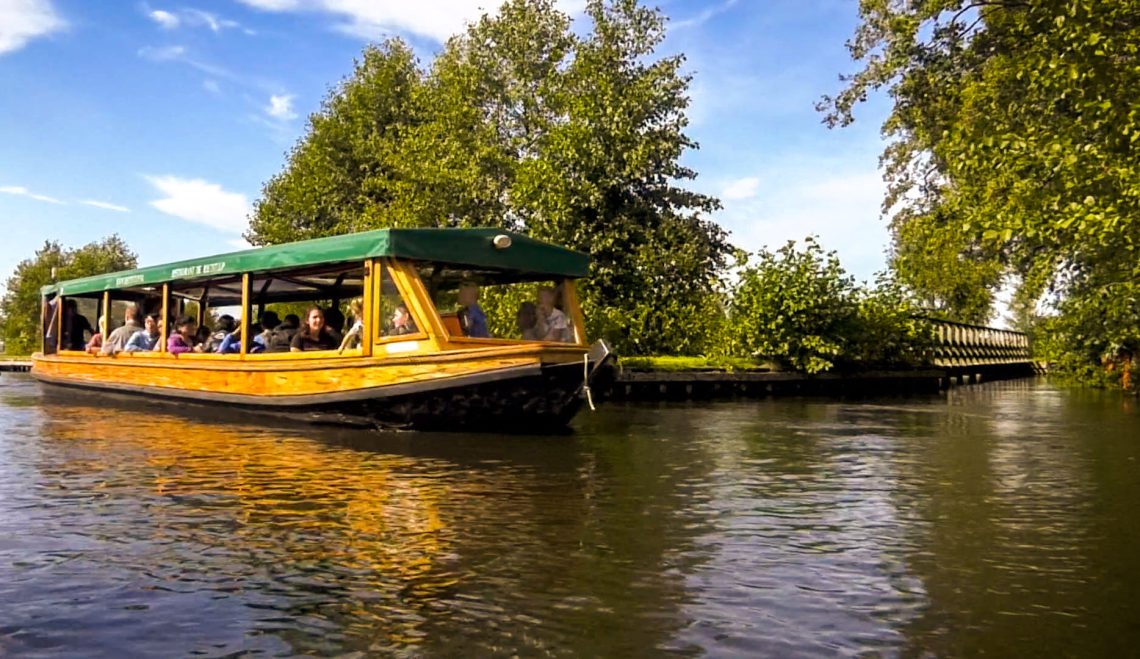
[0,375,1136,657]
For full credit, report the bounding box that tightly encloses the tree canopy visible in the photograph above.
[822,0,1140,384]
[248,0,730,355]
[0,236,137,355]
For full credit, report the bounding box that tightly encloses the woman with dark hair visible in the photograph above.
[193,324,211,350]
[389,303,417,336]
[517,301,542,341]
[205,315,235,353]
[290,306,338,352]
[168,315,197,354]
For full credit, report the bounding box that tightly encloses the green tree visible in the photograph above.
[247,40,424,244]
[822,0,1140,383]
[0,236,137,354]
[890,209,1003,324]
[248,0,730,356]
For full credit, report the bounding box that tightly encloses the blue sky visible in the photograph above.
[0,0,892,287]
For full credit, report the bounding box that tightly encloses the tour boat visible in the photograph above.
[32,228,614,430]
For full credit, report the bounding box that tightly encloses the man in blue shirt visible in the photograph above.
[458,283,490,338]
[124,314,161,352]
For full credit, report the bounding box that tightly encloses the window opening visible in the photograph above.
[416,264,576,342]
[376,265,418,340]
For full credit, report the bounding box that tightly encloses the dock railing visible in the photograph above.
[922,317,1033,368]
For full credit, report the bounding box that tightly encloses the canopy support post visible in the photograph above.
[159,284,169,353]
[240,273,250,356]
[101,291,110,339]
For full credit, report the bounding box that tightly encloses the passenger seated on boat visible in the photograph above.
[85,315,106,354]
[457,283,489,338]
[217,322,266,354]
[257,311,280,347]
[193,324,211,351]
[537,287,572,342]
[388,303,417,337]
[168,315,197,354]
[266,314,299,352]
[324,306,345,343]
[205,315,235,353]
[290,307,338,352]
[101,304,143,355]
[338,298,365,353]
[517,302,542,341]
[62,299,95,351]
[125,314,161,352]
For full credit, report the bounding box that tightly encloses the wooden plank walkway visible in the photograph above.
[611,363,1039,401]
[0,359,32,372]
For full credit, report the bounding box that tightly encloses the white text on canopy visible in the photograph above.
[171,262,226,278]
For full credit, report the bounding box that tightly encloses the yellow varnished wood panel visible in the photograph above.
[389,259,447,352]
[34,352,542,398]
[560,280,588,345]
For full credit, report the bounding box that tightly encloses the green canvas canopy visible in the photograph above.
[42,228,591,297]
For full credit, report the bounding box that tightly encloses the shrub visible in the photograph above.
[719,238,932,373]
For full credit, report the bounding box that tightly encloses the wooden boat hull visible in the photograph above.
[31,342,614,431]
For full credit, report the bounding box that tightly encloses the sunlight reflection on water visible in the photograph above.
[0,376,1137,657]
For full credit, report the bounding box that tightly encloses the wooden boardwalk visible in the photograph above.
[611,319,1039,400]
[0,359,32,373]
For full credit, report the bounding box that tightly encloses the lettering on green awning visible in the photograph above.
[115,274,145,287]
[172,262,226,278]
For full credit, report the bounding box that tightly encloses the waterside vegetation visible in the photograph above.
[0,237,136,356]
[822,0,1140,390]
[2,0,1136,390]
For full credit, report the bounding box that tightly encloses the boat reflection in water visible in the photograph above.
[36,393,459,653]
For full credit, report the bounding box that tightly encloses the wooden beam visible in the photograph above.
[159,283,169,352]
[255,277,274,305]
[101,291,110,338]
[560,280,587,345]
[390,259,447,351]
[240,273,251,356]
[361,260,374,358]
[56,295,63,349]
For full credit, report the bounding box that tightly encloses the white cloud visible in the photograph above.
[721,176,760,201]
[182,8,240,33]
[138,44,186,61]
[0,0,66,54]
[80,199,130,212]
[0,184,63,204]
[265,94,297,120]
[143,6,244,33]
[236,0,583,42]
[148,9,179,29]
[672,0,739,31]
[138,45,279,99]
[145,175,250,233]
[239,0,299,9]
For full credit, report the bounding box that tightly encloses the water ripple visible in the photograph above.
[0,376,1137,656]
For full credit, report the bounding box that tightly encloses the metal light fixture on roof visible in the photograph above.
[492,234,512,250]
